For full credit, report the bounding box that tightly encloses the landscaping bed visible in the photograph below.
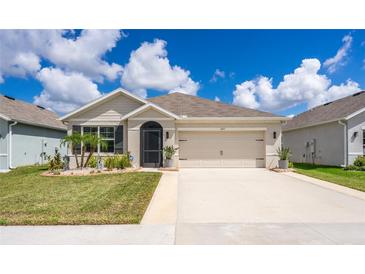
[0,165,161,225]
[293,162,365,192]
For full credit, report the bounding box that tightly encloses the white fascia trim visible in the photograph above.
[60,88,148,121]
[0,113,11,121]
[282,118,342,132]
[345,107,365,120]
[177,127,267,131]
[128,118,175,121]
[121,103,180,120]
[180,117,290,122]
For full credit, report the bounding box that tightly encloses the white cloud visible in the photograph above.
[287,114,295,118]
[214,96,221,102]
[121,39,199,97]
[0,30,123,83]
[34,68,101,113]
[210,69,225,82]
[232,58,361,112]
[323,34,352,74]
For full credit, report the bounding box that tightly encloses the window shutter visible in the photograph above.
[72,125,81,155]
[115,126,123,154]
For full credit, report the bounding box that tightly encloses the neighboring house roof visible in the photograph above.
[0,95,66,131]
[283,91,365,131]
[148,92,281,118]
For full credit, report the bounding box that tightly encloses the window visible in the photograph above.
[72,125,81,154]
[363,130,365,155]
[83,127,98,152]
[100,127,115,153]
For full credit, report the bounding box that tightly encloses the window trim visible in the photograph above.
[80,126,117,154]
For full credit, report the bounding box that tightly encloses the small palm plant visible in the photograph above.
[276,146,291,160]
[83,134,107,168]
[61,132,82,168]
[61,133,107,169]
[163,145,178,168]
[277,146,291,169]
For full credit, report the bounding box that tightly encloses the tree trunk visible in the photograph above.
[80,146,85,169]
[73,145,80,168]
[84,147,95,168]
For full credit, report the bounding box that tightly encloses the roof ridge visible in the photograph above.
[148,92,281,117]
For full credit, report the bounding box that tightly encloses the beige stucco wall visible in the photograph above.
[282,121,345,166]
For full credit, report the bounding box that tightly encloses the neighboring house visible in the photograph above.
[60,88,289,169]
[0,95,67,172]
[282,91,365,166]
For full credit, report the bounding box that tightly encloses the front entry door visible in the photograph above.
[141,129,162,167]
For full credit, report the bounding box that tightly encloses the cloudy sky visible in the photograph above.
[1,29,364,116]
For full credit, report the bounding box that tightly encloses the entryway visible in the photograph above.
[140,121,163,167]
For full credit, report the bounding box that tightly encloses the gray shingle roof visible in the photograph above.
[283,91,365,131]
[0,95,66,131]
[148,92,281,118]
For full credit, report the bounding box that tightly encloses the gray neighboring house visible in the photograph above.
[0,95,67,172]
[282,91,365,166]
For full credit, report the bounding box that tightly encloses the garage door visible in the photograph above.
[178,131,265,168]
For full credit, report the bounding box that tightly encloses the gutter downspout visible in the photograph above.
[9,121,18,169]
[338,120,347,167]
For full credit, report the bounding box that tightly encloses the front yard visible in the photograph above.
[293,163,365,192]
[0,165,161,225]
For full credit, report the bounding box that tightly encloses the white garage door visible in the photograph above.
[178,131,265,168]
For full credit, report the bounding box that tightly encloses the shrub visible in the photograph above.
[353,156,365,167]
[288,161,294,168]
[104,156,114,170]
[344,165,365,171]
[87,155,97,168]
[48,152,64,171]
[103,154,132,170]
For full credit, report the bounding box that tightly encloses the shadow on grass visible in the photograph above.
[293,163,340,170]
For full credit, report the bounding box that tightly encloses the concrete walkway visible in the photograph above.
[141,171,178,224]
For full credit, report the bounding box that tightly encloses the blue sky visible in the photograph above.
[1,30,364,116]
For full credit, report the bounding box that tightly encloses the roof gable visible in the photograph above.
[60,88,148,121]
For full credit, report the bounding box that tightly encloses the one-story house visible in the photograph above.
[282,91,365,166]
[60,88,289,169]
[0,95,67,172]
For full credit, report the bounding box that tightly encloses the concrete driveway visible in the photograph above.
[175,168,365,244]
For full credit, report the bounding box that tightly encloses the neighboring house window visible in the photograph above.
[363,130,365,155]
[83,127,98,152]
[100,127,115,153]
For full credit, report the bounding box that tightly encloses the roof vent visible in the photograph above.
[352,91,363,97]
[323,102,332,106]
[36,105,45,110]
[4,95,15,100]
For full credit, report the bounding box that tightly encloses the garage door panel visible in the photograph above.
[179,131,265,168]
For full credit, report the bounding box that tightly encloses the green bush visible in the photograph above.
[87,155,97,168]
[353,156,365,167]
[103,154,131,170]
[104,156,114,170]
[288,161,294,168]
[47,152,64,171]
[344,165,365,171]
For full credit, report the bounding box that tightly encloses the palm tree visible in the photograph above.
[61,132,82,168]
[83,134,107,168]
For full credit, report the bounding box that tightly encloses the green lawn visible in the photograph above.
[293,163,365,192]
[0,165,161,225]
